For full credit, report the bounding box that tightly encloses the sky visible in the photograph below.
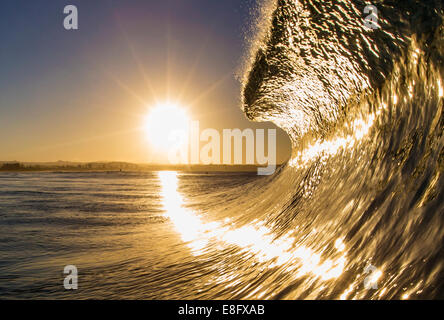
[0,0,291,164]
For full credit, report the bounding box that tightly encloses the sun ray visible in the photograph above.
[112,10,159,104]
[176,34,213,102]
[9,127,142,159]
[166,21,173,101]
[103,69,147,105]
[188,71,233,107]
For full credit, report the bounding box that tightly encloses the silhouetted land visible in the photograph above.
[0,161,282,173]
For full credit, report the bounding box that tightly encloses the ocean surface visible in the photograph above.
[1,0,444,300]
[0,160,442,299]
[0,171,264,299]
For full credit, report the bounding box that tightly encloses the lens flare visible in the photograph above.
[144,103,189,150]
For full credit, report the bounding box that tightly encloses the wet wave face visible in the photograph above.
[238,0,444,299]
[242,0,441,139]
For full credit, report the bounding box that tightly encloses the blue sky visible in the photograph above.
[0,0,291,163]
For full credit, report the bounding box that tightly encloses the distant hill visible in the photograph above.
[0,161,283,173]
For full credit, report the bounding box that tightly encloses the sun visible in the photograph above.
[144,102,190,150]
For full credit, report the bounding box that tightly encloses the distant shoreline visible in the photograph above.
[0,161,285,173]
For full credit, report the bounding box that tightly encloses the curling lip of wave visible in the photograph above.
[240,0,437,141]
[229,0,444,299]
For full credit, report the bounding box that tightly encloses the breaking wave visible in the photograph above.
[229,0,444,299]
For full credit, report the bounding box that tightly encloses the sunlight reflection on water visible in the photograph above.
[159,171,348,284]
